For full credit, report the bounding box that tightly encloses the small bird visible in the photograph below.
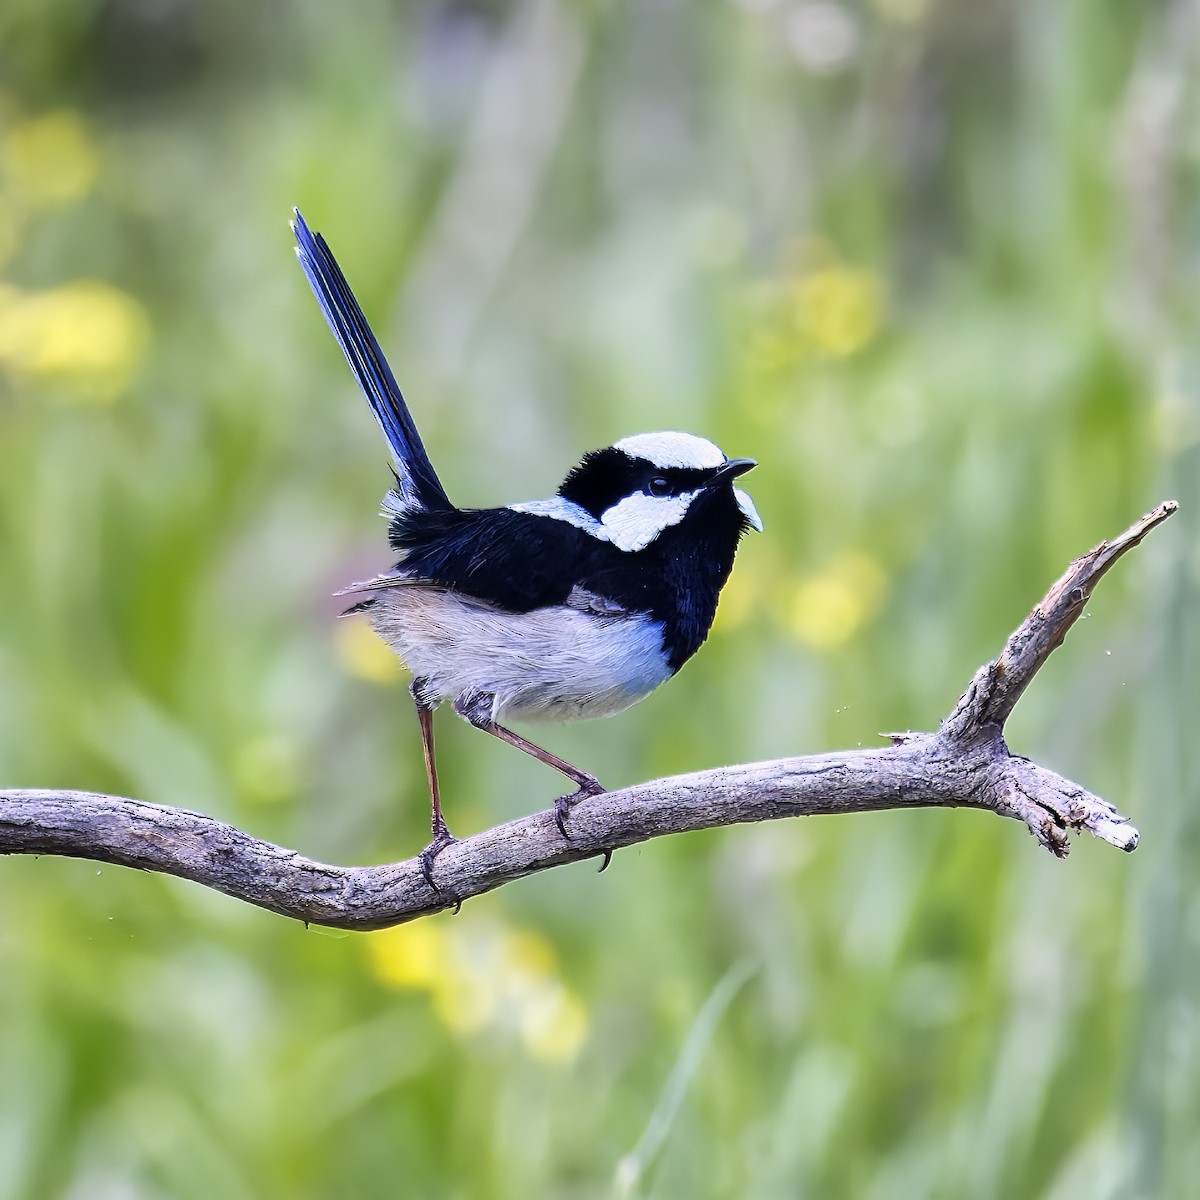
[292,209,761,884]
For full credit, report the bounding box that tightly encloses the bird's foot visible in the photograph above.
[418,824,460,896]
[554,777,605,840]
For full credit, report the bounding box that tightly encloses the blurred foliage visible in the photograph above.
[0,0,1197,1196]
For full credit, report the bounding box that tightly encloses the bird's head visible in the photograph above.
[557,431,761,553]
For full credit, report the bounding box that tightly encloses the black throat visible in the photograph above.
[599,486,750,672]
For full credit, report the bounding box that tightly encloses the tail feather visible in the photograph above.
[291,208,451,512]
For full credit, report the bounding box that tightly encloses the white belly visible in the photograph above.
[366,586,673,723]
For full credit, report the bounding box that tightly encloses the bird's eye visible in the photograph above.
[647,477,671,497]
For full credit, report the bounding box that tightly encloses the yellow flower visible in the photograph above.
[503,928,559,978]
[787,551,889,650]
[334,619,401,685]
[792,267,884,358]
[4,111,99,208]
[431,968,496,1037]
[367,921,449,991]
[365,919,589,1064]
[747,253,886,372]
[520,984,588,1065]
[0,281,149,401]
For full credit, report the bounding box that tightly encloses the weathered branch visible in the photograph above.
[942,500,1176,739]
[0,503,1175,929]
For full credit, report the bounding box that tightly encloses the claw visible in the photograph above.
[418,824,459,891]
[554,793,575,839]
[597,849,613,873]
[553,777,605,839]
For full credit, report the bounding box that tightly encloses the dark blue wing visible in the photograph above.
[386,507,618,612]
[291,208,451,512]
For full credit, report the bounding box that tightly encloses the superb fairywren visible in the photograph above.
[292,210,761,884]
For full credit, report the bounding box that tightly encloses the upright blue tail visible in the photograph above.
[292,209,451,512]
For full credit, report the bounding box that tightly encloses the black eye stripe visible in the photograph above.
[644,466,710,492]
[558,451,719,517]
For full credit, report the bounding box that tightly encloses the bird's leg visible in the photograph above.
[412,679,457,891]
[452,691,606,840]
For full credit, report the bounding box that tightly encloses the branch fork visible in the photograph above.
[0,503,1175,929]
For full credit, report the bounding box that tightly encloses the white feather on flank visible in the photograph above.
[367,586,672,722]
[614,431,725,470]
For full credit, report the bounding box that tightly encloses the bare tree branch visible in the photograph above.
[0,503,1175,930]
[942,500,1177,739]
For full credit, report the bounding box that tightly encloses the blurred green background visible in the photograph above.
[0,0,1197,1196]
